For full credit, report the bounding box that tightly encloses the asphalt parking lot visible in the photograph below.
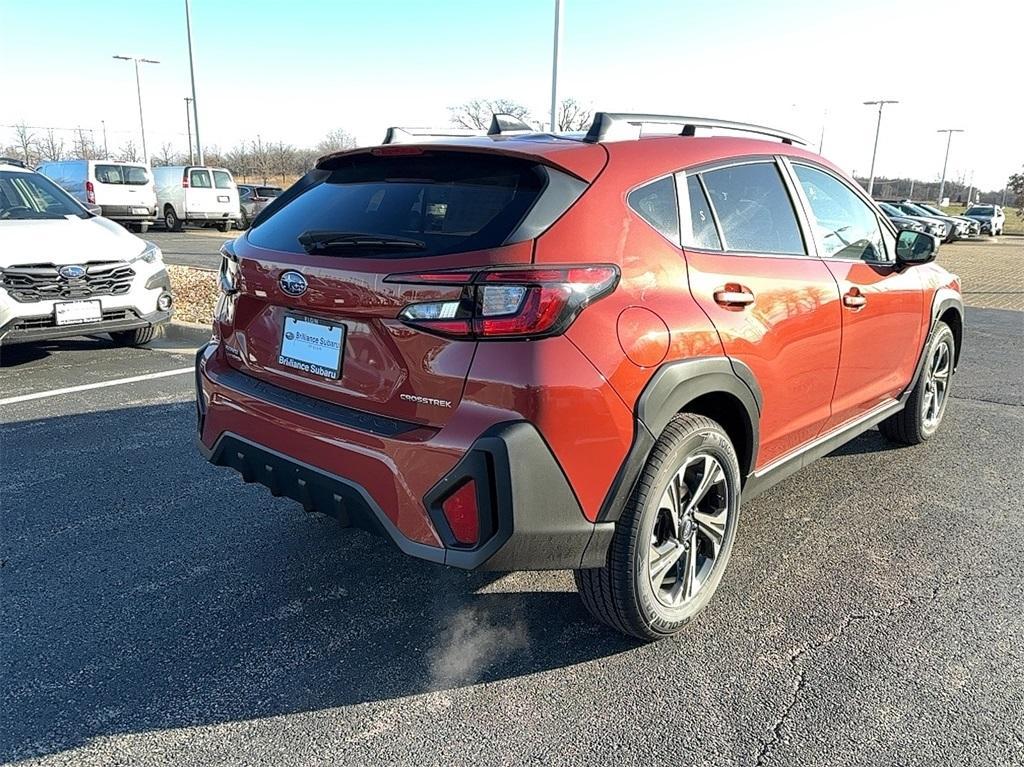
[2,305,1022,766]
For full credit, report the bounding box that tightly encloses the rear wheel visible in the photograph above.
[217,220,233,233]
[238,208,250,230]
[575,413,741,641]
[880,321,955,445]
[164,206,183,232]
[110,326,156,347]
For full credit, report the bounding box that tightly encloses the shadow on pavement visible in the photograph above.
[2,402,640,762]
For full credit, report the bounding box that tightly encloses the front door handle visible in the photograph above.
[843,289,867,309]
[714,285,755,308]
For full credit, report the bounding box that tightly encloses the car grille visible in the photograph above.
[0,261,136,303]
[8,308,136,331]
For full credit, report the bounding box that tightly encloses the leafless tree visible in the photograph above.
[557,98,592,132]
[315,129,356,156]
[448,99,531,130]
[72,128,99,160]
[38,130,65,162]
[14,122,37,165]
[249,136,273,185]
[153,142,178,166]
[116,140,139,162]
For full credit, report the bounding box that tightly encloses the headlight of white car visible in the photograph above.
[130,241,163,265]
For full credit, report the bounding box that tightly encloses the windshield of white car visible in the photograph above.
[0,171,88,220]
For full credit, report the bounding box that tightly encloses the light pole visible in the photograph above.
[185,0,203,164]
[936,128,964,205]
[184,97,195,164]
[113,55,160,164]
[549,0,563,132]
[863,99,898,197]
[101,120,109,159]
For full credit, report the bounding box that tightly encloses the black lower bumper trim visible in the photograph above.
[0,309,171,345]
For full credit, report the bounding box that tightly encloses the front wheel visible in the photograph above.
[880,321,955,445]
[164,207,183,232]
[110,326,156,347]
[575,413,741,641]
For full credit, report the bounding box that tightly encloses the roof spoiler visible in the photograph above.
[583,112,808,145]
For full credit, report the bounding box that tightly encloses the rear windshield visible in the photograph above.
[190,169,212,188]
[256,186,281,197]
[248,152,546,257]
[966,206,994,215]
[95,164,149,185]
[213,170,233,189]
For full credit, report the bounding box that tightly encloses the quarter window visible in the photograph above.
[627,176,679,244]
[793,164,887,261]
[700,163,804,255]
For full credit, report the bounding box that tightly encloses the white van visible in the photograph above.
[152,165,240,232]
[37,159,157,233]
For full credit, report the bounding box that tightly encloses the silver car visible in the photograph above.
[237,184,283,229]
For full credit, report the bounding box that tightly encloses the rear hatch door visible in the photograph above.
[222,147,593,428]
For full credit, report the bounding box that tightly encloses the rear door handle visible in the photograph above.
[843,289,867,309]
[714,285,755,308]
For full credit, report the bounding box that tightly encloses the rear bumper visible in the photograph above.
[0,308,171,345]
[185,211,239,221]
[195,343,613,570]
[100,205,156,222]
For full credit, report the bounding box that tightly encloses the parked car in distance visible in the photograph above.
[153,165,240,232]
[237,184,283,229]
[0,160,172,347]
[878,200,958,242]
[877,201,933,236]
[962,204,1005,236]
[196,112,963,640]
[912,201,979,237]
[36,159,157,233]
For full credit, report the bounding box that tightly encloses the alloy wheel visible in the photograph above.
[922,338,952,428]
[648,452,730,608]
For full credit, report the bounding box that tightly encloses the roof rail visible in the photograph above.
[0,156,28,168]
[487,113,534,136]
[382,126,485,144]
[583,113,808,146]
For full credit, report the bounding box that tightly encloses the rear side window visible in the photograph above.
[213,170,233,189]
[248,152,547,257]
[94,164,149,185]
[700,163,804,255]
[256,186,282,197]
[627,176,679,243]
[190,170,212,188]
[680,175,722,250]
[793,164,886,261]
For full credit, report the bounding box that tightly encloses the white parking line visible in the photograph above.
[0,367,193,406]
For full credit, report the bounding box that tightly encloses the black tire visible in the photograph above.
[575,413,741,641]
[109,326,156,347]
[238,209,250,230]
[164,206,183,232]
[218,220,233,233]
[879,321,955,445]
[137,223,150,234]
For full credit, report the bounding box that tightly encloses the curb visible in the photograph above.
[162,320,213,348]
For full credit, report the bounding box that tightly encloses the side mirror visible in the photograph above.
[85,203,103,216]
[896,229,936,265]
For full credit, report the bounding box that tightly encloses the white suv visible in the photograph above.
[0,159,172,347]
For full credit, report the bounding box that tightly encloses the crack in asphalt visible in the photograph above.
[754,586,944,766]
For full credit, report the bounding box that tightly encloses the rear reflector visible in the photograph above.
[441,480,479,546]
[388,264,619,340]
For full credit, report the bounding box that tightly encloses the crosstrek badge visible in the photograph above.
[400,393,452,408]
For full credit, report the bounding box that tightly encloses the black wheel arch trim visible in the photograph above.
[597,356,761,523]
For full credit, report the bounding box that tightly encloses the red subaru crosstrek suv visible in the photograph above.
[196,113,962,640]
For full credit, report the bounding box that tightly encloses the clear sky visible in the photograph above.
[3,0,1020,189]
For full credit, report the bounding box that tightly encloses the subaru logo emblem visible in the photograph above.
[279,271,308,297]
[59,265,86,280]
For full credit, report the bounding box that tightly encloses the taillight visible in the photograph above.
[182,170,189,188]
[387,265,619,340]
[85,181,95,204]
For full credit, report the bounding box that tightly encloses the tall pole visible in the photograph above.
[549,0,563,132]
[908,177,915,199]
[113,55,160,165]
[185,0,203,164]
[936,128,964,205]
[965,170,974,206]
[101,120,109,159]
[863,99,898,197]
[818,108,827,154]
[184,97,194,164]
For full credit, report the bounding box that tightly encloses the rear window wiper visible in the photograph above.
[298,230,426,254]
